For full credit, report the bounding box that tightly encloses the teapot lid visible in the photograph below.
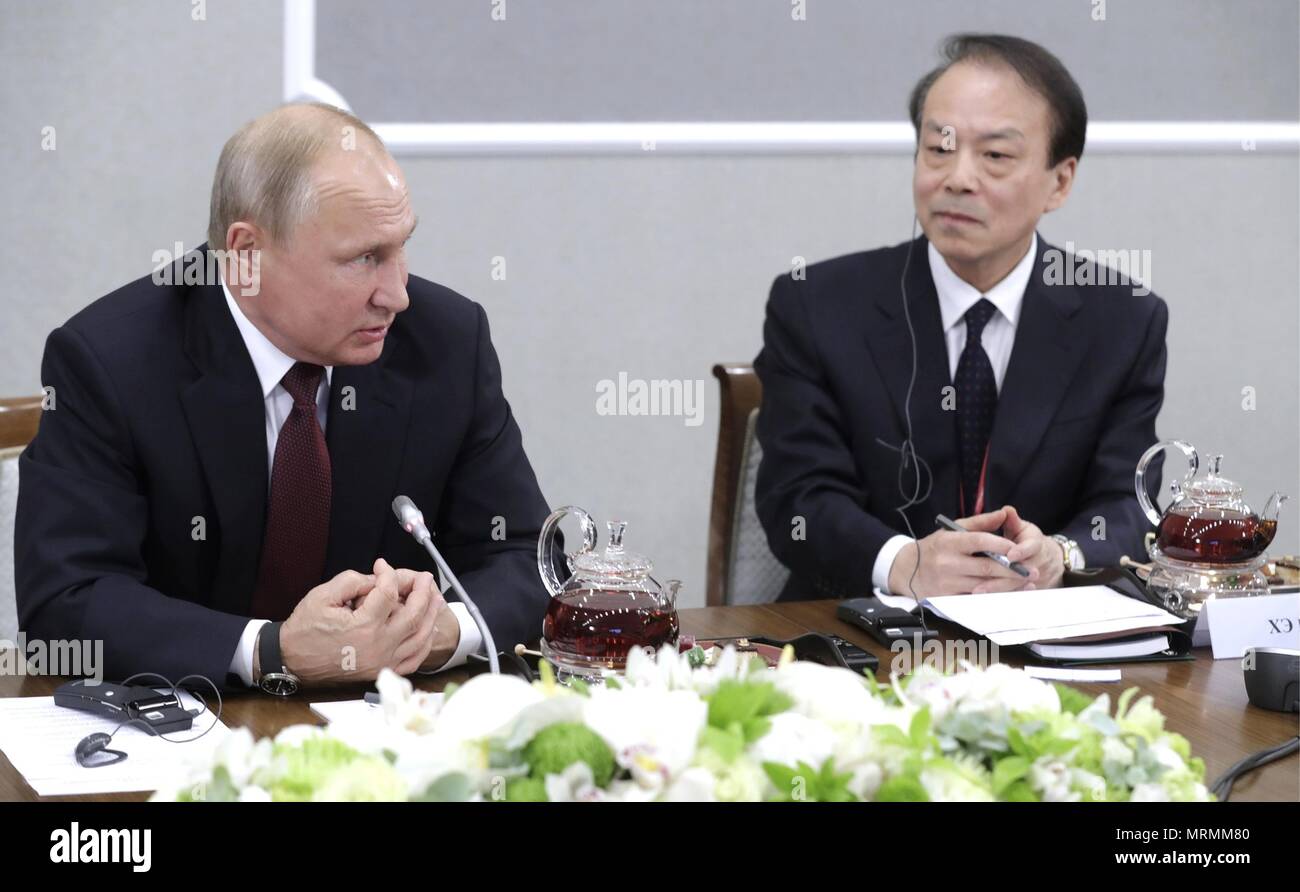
[1184,455,1243,506]
[571,520,653,578]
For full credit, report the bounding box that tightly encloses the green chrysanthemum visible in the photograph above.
[523,722,616,787]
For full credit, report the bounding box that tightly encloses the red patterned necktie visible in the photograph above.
[249,362,332,620]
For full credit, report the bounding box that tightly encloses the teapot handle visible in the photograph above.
[1135,440,1198,527]
[537,505,598,598]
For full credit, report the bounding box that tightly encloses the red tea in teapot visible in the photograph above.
[1138,442,1287,566]
[1156,507,1277,563]
[538,509,682,676]
[543,588,680,668]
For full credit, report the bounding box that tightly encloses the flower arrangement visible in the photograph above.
[156,646,1211,802]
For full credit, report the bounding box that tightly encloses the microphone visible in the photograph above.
[391,495,500,674]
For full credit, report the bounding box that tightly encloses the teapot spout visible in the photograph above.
[1261,492,1289,526]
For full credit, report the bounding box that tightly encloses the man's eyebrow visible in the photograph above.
[350,215,419,256]
[920,121,1025,142]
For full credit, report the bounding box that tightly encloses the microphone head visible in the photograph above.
[392,495,427,538]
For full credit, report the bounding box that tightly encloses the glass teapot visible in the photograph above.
[1135,440,1288,564]
[536,506,680,679]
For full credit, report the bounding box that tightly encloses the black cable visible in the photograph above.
[1210,736,1299,801]
[111,672,223,745]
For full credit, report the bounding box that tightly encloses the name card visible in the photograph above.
[1204,593,1300,660]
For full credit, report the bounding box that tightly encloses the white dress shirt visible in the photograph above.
[871,233,1038,593]
[220,279,481,686]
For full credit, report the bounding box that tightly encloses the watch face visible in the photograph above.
[260,673,300,697]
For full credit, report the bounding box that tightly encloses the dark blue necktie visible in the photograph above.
[955,299,998,515]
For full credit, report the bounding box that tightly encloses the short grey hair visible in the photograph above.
[207,102,385,250]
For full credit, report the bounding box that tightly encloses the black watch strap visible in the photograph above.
[258,621,300,696]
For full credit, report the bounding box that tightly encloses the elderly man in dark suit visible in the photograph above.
[755,35,1166,602]
[17,103,553,692]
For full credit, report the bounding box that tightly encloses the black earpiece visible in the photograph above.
[75,732,127,768]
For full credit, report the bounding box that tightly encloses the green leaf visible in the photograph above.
[706,679,792,743]
[740,716,773,743]
[909,706,932,747]
[872,725,911,748]
[1053,682,1093,716]
[568,679,591,697]
[698,725,745,762]
[813,759,858,802]
[874,775,930,802]
[762,761,799,797]
[1001,780,1039,802]
[991,756,1030,795]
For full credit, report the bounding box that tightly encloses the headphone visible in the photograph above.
[75,672,223,768]
[873,216,934,623]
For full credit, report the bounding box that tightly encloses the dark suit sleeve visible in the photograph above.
[431,304,552,651]
[15,326,250,687]
[1054,297,1168,566]
[753,274,902,591]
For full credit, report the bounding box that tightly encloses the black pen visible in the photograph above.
[935,514,1031,578]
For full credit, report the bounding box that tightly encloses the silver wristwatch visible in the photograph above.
[1051,534,1085,572]
[257,621,301,696]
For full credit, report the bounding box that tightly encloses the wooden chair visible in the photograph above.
[0,395,43,450]
[705,364,789,606]
[1,395,43,641]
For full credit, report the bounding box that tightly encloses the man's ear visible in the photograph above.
[1043,157,1077,213]
[225,220,259,255]
[224,222,267,293]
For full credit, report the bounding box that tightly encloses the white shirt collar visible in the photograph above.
[220,277,332,400]
[928,231,1038,333]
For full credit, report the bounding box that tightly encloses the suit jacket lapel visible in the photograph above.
[180,272,268,617]
[985,236,1088,508]
[863,235,960,525]
[322,351,412,578]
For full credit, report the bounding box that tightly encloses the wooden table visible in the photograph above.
[2,600,1296,802]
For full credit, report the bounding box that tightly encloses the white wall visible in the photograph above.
[3,1,1297,607]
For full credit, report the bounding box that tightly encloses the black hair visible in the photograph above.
[908,33,1088,167]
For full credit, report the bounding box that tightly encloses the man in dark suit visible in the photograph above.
[16,103,553,690]
[755,34,1166,601]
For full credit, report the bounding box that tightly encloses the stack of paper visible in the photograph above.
[0,690,229,797]
[874,586,1184,663]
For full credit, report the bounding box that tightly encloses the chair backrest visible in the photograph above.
[0,445,24,642]
[0,396,42,451]
[706,364,789,605]
[724,408,791,605]
[0,396,41,642]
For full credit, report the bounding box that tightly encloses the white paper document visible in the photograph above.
[910,586,1183,646]
[0,691,229,797]
[1022,666,1122,683]
[310,694,443,726]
